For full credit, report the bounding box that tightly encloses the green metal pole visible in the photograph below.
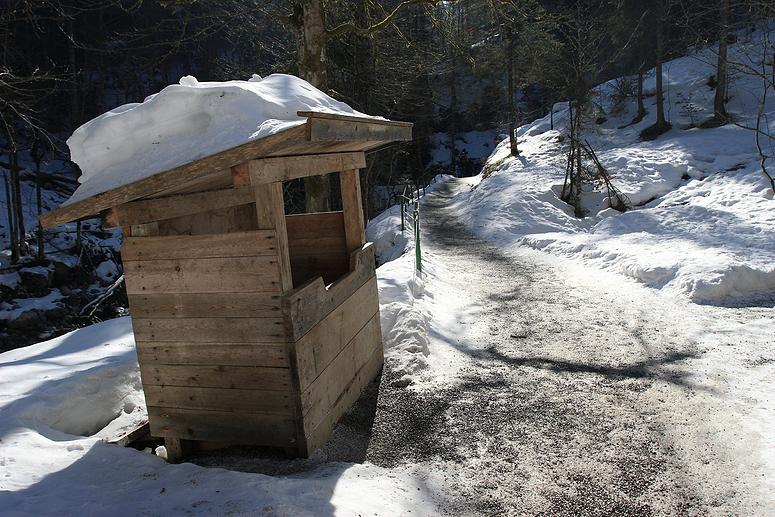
[414,207,421,272]
[400,197,405,233]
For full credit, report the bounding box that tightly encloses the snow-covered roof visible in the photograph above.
[41,74,412,228]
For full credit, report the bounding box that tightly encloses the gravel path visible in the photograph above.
[362,179,766,515]
[193,179,770,515]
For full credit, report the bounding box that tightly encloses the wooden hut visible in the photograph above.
[40,111,413,459]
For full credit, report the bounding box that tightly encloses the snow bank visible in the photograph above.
[66,74,377,204]
[456,29,775,305]
[366,176,451,385]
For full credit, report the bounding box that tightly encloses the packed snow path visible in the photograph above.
[363,179,772,515]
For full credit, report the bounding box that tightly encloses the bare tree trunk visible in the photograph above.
[10,151,25,256]
[293,0,331,212]
[449,46,458,176]
[507,36,518,156]
[642,3,671,140]
[68,18,80,126]
[713,0,730,123]
[655,13,666,128]
[3,170,17,263]
[634,35,647,123]
[573,101,584,217]
[34,154,45,261]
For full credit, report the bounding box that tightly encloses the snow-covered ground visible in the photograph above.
[455,28,775,305]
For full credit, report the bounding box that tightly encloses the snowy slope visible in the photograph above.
[67,74,379,205]
[455,28,775,305]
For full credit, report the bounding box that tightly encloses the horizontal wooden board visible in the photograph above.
[287,236,346,255]
[140,363,292,390]
[112,187,257,227]
[300,312,382,423]
[295,278,379,390]
[284,243,376,341]
[122,230,276,261]
[132,317,287,343]
[124,256,280,294]
[135,342,288,367]
[144,385,293,415]
[285,211,345,239]
[297,111,413,128]
[304,342,384,453]
[148,406,297,446]
[290,253,349,288]
[128,292,281,319]
[156,204,258,237]
[249,152,366,185]
[308,117,413,143]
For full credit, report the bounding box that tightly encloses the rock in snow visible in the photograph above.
[66,74,378,205]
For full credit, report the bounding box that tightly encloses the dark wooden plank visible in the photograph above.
[308,117,413,143]
[303,337,383,453]
[155,204,258,237]
[297,111,413,128]
[299,309,381,417]
[123,255,280,294]
[135,342,288,367]
[148,406,297,447]
[132,317,287,343]
[283,243,376,342]
[285,211,345,239]
[248,152,366,185]
[139,363,292,390]
[144,386,294,415]
[294,278,379,390]
[110,187,256,227]
[122,230,277,261]
[128,292,281,318]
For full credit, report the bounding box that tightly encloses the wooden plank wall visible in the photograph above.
[290,263,384,454]
[123,228,299,447]
[298,276,383,453]
[286,212,349,287]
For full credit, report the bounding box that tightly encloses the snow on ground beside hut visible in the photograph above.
[66,73,381,205]
[453,28,775,305]
[0,317,438,516]
[366,176,453,386]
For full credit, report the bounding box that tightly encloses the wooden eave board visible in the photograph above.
[39,112,413,228]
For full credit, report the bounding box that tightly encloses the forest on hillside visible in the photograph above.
[1,0,774,349]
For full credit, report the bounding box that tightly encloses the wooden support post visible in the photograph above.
[254,182,293,292]
[164,437,184,463]
[340,169,366,254]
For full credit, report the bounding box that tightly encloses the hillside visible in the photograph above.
[455,29,774,306]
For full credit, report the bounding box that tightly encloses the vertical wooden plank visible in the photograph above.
[254,182,293,292]
[340,169,366,254]
[165,437,184,463]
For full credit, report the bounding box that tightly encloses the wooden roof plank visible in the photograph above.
[248,152,366,185]
[296,110,414,128]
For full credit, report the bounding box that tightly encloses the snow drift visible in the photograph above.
[457,28,775,305]
[66,74,377,204]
